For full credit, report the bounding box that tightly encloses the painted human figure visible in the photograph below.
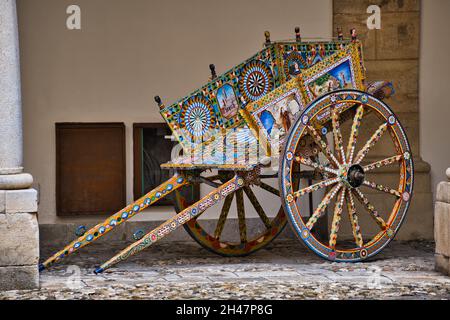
[280,96,301,132]
[340,72,347,87]
[351,28,357,41]
[281,108,291,132]
[289,61,301,75]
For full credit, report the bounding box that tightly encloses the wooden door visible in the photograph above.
[56,123,126,216]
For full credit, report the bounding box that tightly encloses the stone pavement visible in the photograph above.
[0,240,449,300]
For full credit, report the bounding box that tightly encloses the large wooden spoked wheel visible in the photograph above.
[279,90,414,262]
[174,170,287,257]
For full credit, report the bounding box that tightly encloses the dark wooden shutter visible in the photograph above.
[133,123,199,205]
[56,123,126,216]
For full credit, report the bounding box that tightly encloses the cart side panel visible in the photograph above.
[160,41,353,152]
[240,42,366,156]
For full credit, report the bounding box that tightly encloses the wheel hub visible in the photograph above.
[346,164,365,188]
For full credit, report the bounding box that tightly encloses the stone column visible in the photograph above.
[0,0,39,290]
[435,169,450,276]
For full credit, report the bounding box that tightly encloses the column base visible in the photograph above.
[0,173,33,190]
[0,189,39,291]
[435,181,450,276]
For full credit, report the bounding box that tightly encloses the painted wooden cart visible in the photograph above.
[40,28,413,274]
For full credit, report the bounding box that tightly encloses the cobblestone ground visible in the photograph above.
[1,240,449,300]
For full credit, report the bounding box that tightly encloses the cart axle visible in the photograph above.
[347,164,365,188]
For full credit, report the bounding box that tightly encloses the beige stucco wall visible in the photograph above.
[18,0,333,224]
[19,0,450,226]
[420,0,450,193]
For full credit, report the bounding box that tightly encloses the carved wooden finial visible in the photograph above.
[351,28,357,41]
[295,27,301,42]
[337,27,343,40]
[264,31,271,45]
[154,96,163,110]
[209,64,217,80]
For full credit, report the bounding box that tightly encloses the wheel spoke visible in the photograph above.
[295,156,339,176]
[306,184,341,230]
[354,123,388,164]
[243,187,272,229]
[346,191,364,247]
[363,155,403,172]
[332,107,346,164]
[294,177,339,198]
[205,174,221,181]
[259,182,280,196]
[307,179,314,217]
[346,105,364,164]
[329,188,346,249]
[199,176,221,188]
[214,193,234,239]
[260,174,278,179]
[236,189,247,243]
[352,188,387,230]
[306,125,340,168]
[362,180,401,197]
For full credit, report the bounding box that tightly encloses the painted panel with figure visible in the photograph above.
[216,84,240,119]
